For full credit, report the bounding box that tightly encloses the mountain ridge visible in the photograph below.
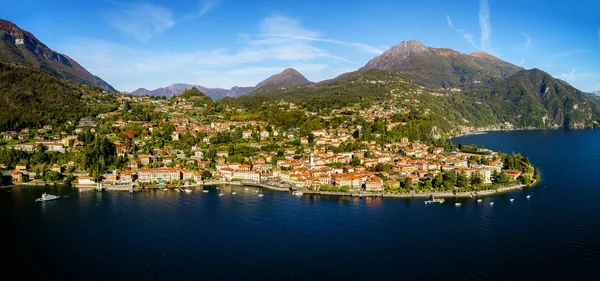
[0,19,117,92]
[362,40,524,89]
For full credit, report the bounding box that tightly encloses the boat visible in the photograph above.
[245,188,249,191]
[202,189,209,193]
[218,193,224,196]
[292,191,303,196]
[258,193,264,197]
[129,189,133,194]
[162,188,168,191]
[232,192,237,195]
[455,203,462,207]
[477,199,483,203]
[490,202,494,205]
[35,193,60,202]
[424,196,445,204]
[184,189,192,193]
[510,198,515,202]
[526,195,532,199]
[176,189,181,192]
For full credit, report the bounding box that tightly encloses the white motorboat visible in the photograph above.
[526,195,531,199]
[218,193,224,196]
[292,191,303,196]
[490,202,494,205]
[510,198,515,202]
[424,196,445,204]
[202,189,209,193]
[455,203,462,207]
[35,193,60,202]
[258,193,264,197]
[232,192,237,195]
[477,199,483,203]
[184,189,192,193]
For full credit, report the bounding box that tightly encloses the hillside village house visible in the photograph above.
[78,176,96,185]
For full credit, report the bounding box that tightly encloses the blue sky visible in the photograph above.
[1,0,599,92]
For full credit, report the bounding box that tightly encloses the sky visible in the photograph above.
[1,0,599,92]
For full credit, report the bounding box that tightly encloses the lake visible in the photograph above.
[2,130,600,280]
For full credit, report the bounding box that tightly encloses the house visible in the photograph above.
[242,130,252,139]
[15,164,28,171]
[139,155,151,165]
[233,170,261,182]
[216,151,229,158]
[162,157,173,164]
[78,176,96,185]
[365,177,383,191]
[51,164,62,173]
[11,171,23,182]
[505,169,522,181]
[171,132,180,141]
[0,163,6,169]
[260,131,269,138]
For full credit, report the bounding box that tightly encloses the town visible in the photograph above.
[0,90,538,196]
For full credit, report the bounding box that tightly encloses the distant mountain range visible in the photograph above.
[130,68,312,99]
[0,19,116,91]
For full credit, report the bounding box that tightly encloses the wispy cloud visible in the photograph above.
[519,58,525,65]
[479,0,492,52]
[446,15,479,49]
[521,32,532,51]
[106,3,174,42]
[63,14,367,91]
[446,15,454,28]
[463,34,478,49]
[200,0,221,17]
[561,69,576,82]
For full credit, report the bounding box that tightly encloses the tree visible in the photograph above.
[495,171,510,184]
[533,167,540,180]
[201,170,212,181]
[470,172,484,187]
[352,130,360,139]
[457,170,469,188]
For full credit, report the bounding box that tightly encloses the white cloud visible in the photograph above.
[106,3,175,42]
[63,14,371,91]
[199,0,221,17]
[561,69,576,81]
[446,15,478,49]
[463,34,478,49]
[519,58,525,65]
[446,15,454,28]
[479,0,492,52]
[521,32,532,51]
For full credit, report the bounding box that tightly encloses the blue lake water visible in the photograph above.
[3,130,600,280]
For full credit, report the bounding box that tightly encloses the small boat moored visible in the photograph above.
[526,195,532,199]
[425,196,445,204]
[477,199,483,203]
[490,202,494,205]
[202,189,209,193]
[35,193,60,202]
[510,198,515,202]
[455,203,462,207]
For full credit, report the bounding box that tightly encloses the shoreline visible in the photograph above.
[70,179,539,200]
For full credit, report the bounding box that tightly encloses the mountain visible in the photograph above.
[0,19,117,92]
[362,40,523,88]
[175,87,211,101]
[0,62,116,131]
[131,88,152,96]
[255,68,312,89]
[226,86,256,98]
[130,83,230,99]
[467,69,600,128]
[130,68,310,99]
